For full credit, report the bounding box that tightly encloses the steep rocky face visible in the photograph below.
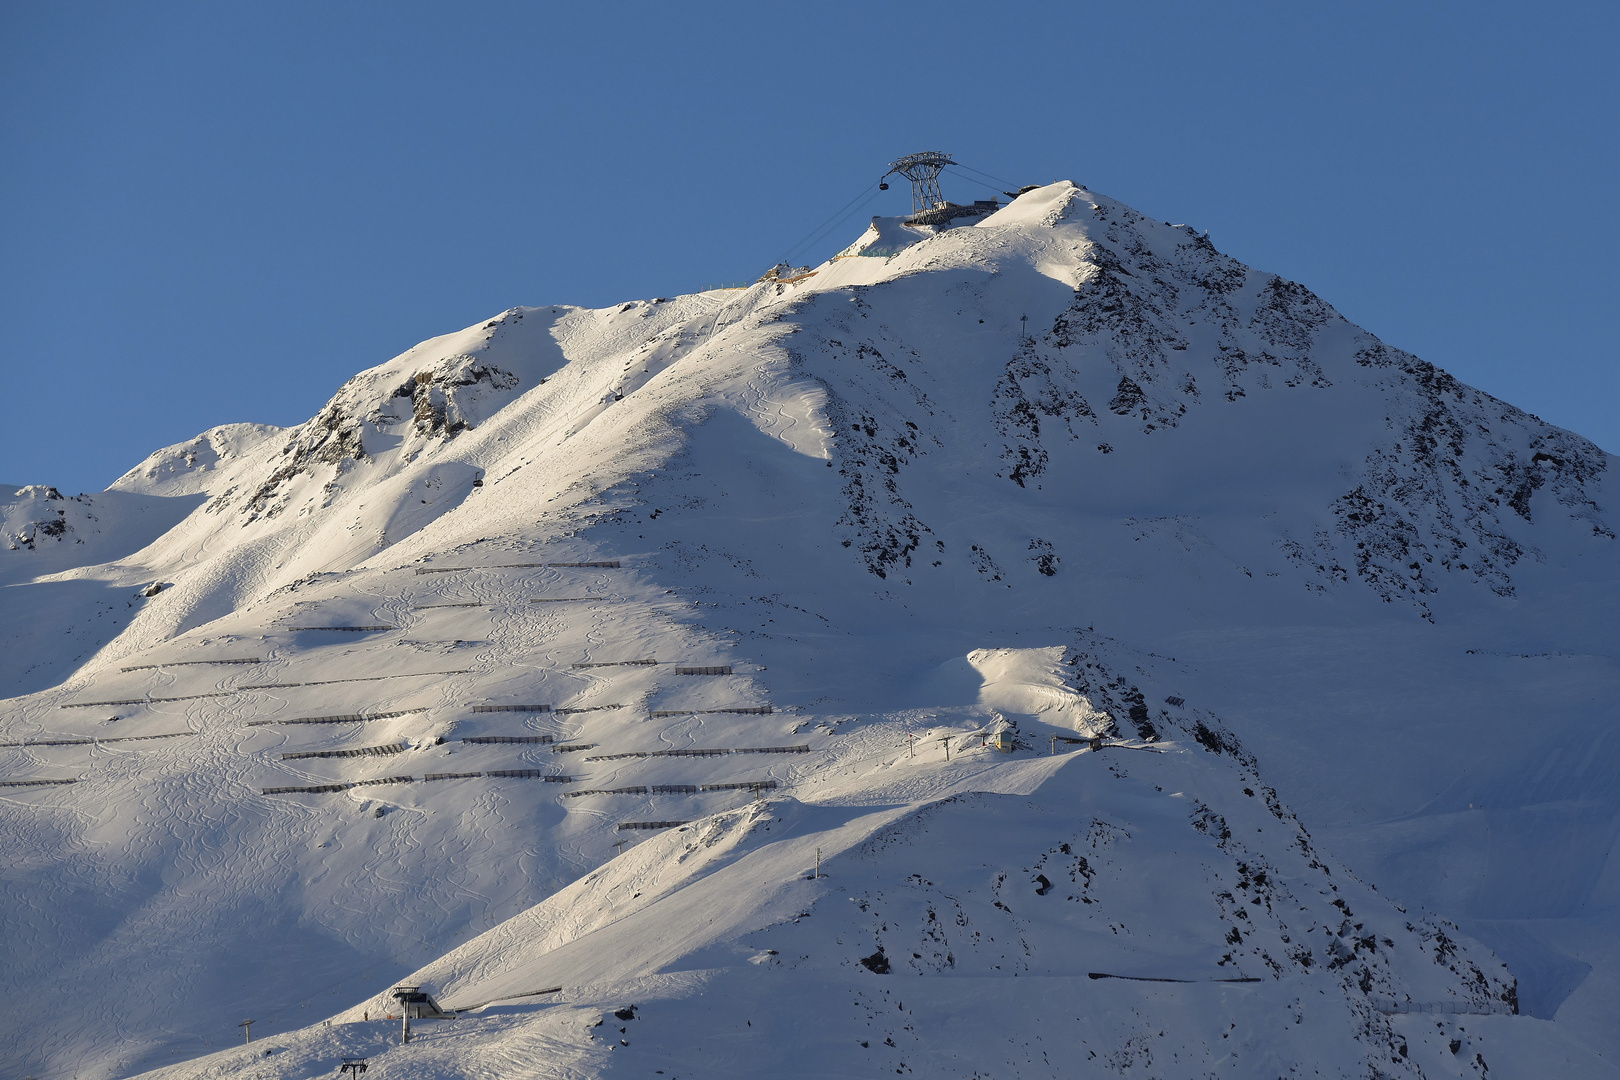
[238,310,552,523]
[780,186,1611,620]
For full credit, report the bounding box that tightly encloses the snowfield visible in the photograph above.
[2,182,1617,1079]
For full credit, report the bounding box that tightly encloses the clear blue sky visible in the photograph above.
[3,1,1616,493]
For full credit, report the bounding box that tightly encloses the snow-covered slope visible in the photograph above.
[3,182,1618,1080]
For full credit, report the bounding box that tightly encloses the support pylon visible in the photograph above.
[879,152,956,213]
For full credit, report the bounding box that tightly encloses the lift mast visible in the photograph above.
[879,152,955,214]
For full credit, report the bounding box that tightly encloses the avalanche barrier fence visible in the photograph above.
[248,709,427,727]
[461,735,554,744]
[282,742,409,761]
[587,744,810,761]
[616,820,689,831]
[0,731,195,747]
[648,706,772,717]
[64,670,466,709]
[261,771,575,794]
[285,625,396,632]
[121,658,263,671]
[415,561,621,574]
[262,776,413,795]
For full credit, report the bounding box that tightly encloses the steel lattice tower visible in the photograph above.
[881,151,956,213]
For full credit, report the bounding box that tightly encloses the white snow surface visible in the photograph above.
[2,182,1618,1079]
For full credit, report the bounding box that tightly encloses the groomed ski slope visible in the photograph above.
[2,182,1617,1079]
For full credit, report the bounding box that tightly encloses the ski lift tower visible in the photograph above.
[880,152,955,214]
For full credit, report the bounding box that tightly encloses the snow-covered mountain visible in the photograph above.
[3,182,1617,1080]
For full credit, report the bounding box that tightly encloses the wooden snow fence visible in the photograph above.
[562,786,650,798]
[121,658,263,671]
[672,666,733,676]
[556,704,624,715]
[651,784,699,794]
[553,743,596,753]
[700,780,779,793]
[282,742,409,761]
[423,771,483,781]
[415,561,621,575]
[586,744,810,762]
[616,820,689,831]
[572,659,658,669]
[648,706,772,717]
[528,598,604,604]
[249,709,427,727]
[0,778,78,787]
[410,602,487,610]
[461,735,554,744]
[0,731,194,747]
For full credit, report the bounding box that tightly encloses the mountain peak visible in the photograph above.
[3,182,1617,1079]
